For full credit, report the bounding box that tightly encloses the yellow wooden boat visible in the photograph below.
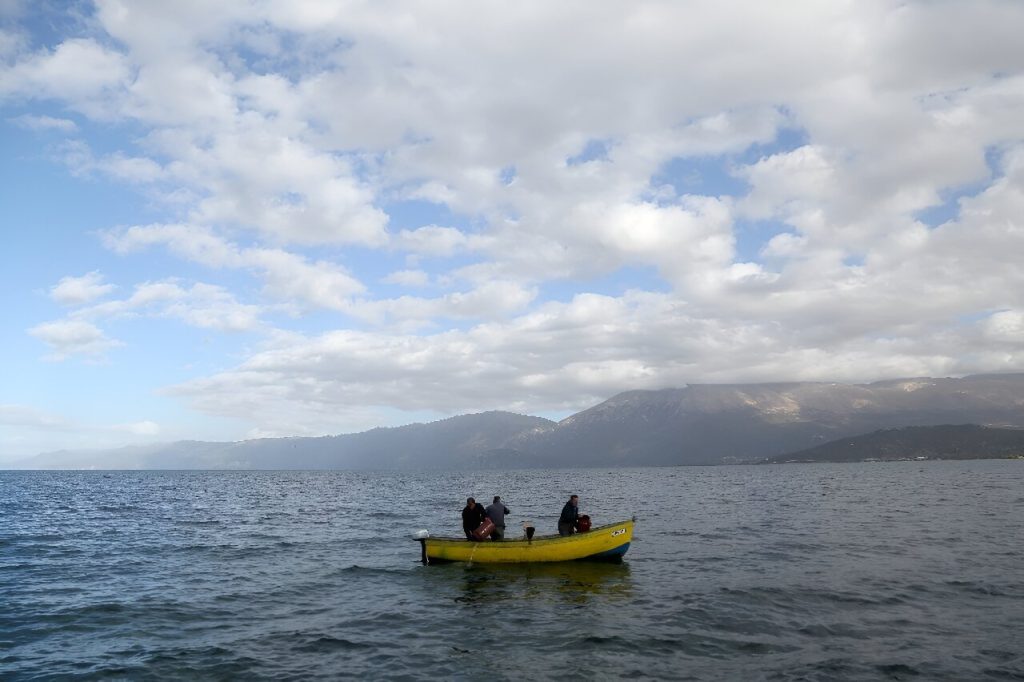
[415,518,634,564]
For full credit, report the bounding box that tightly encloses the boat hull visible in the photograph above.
[421,519,633,564]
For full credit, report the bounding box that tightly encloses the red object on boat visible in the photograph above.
[472,518,495,540]
[577,515,591,532]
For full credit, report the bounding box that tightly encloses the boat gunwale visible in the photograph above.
[423,518,633,547]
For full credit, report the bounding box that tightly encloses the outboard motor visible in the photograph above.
[412,530,430,564]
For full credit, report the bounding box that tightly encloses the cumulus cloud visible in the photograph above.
[182,128,390,246]
[982,310,1024,343]
[393,225,471,258]
[49,271,115,305]
[61,142,166,184]
[0,404,165,461]
[7,1,1024,439]
[166,286,985,435]
[101,224,365,310]
[0,38,132,117]
[9,113,77,132]
[79,279,264,332]
[36,274,264,359]
[247,250,366,311]
[381,269,431,287]
[0,403,73,430]
[112,420,161,436]
[348,280,539,329]
[28,319,122,361]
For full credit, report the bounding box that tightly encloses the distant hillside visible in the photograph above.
[11,373,1024,469]
[508,373,1024,465]
[765,424,1024,463]
[16,411,554,470]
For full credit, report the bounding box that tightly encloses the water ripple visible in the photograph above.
[1,461,1022,680]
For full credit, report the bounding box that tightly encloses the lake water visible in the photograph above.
[1,461,1022,680]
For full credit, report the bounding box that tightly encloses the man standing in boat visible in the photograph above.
[485,495,510,540]
[558,494,580,536]
[461,497,487,539]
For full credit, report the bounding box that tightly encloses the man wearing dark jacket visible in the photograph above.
[558,494,579,536]
[461,497,487,539]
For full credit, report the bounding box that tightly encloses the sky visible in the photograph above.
[2,0,1024,461]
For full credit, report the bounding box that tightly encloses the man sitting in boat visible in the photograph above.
[485,496,510,540]
[461,497,487,540]
[559,494,580,536]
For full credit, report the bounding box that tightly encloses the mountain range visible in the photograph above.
[10,373,1024,470]
[765,424,1024,464]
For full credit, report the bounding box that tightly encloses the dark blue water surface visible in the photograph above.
[1,461,1022,680]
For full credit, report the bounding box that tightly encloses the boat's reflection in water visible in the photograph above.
[452,560,633,605]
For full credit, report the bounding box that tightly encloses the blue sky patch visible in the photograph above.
[567,138,613,166]
[739,126,809,164]
[732,218,790,264]
[651,154,749,199]
[382,197,474,232]
[915,147,1001,228]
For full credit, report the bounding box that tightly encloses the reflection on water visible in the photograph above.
[4,463,1022,680]
[448,561,634,605]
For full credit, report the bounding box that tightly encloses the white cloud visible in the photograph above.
[112,420,161,436]
[102,223,242,265]
[183,128,390,246]
[0,404,167,461]
[0,403,72,430]
[9,113,77,132]
[166,285,987,435]
[247,249,366,309]
[982,310,1024,343]
[0,37,16,62]
[738,145,837,223]
[64,145,165,184]
[28,319,122,361]
[7,1,1024,444]
[868,0,1024,91]
[382,269,430,287]
[49,271,116,305]
[102,224,365,310]
[348,280,538,329]
[0,38,132,117]
[78,279,263,332]
[393,225,470,258]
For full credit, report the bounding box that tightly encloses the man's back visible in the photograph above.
[486,501,508,527]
